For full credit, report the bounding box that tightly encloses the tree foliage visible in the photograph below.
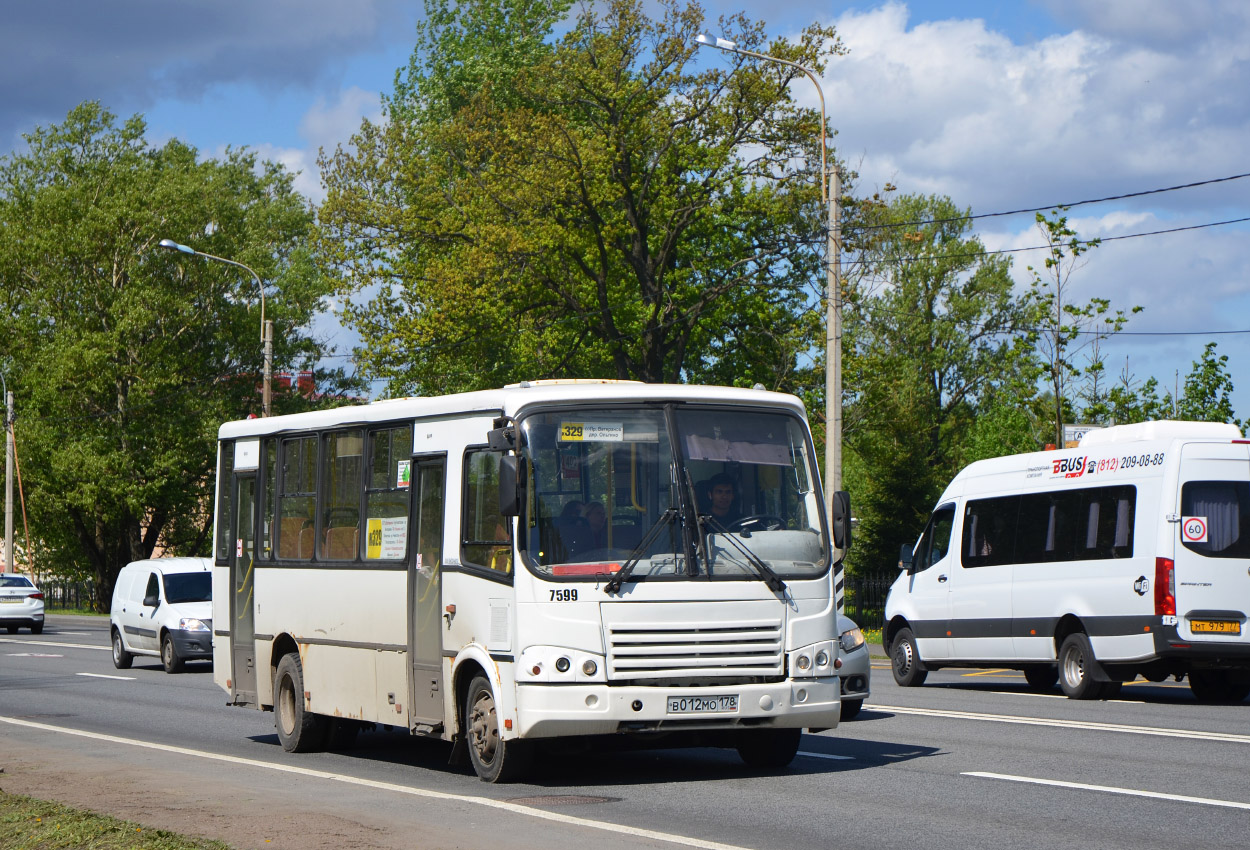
[841,193,1038,574]
[318,0,842,395]
[0,102,347,607]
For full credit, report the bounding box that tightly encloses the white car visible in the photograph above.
[838,614,870,719]
[0,573,44,634]
[110,558,212,673]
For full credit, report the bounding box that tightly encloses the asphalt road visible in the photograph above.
[2,614,1248,850]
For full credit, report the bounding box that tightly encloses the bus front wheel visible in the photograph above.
[736,727,801,769]
[275,653,328,752]
[465,674,532,783]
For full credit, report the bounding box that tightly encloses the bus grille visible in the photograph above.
[606,620,784,681]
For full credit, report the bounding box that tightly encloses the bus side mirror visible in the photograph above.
[498,455,521,517]
[899,543,914,573]
[830,490,852,550]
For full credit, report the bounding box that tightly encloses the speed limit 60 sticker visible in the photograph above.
[1181,516,1208,543]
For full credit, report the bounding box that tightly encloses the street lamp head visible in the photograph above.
[694,33,737,51]
[158,238,195,255]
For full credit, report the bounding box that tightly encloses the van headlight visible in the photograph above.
[178,618,209,632]
[840,627,865,652]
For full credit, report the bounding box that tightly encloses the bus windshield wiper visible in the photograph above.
[604,508,679,595]
[703,515,787,593]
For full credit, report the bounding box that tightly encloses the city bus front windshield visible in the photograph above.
[519,406,829,583]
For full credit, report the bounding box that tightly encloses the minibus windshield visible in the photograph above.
[519,405,829,583]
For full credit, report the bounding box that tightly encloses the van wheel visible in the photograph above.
[161,633,185,674]
[1058,634,1105,699]
[736,727,802,769]
[111,628,133,669]
[890,628,928,687]
[465,674,532,782]
[1022,665,1058,691]
[274,653,328,752]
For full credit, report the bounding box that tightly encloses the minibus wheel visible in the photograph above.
[1022,665,1058,692]
[1189,669,1250,703]
[274,653,328,752]
[465,674,532,782]
[1058,633,1105,699]
[890,628,927,687]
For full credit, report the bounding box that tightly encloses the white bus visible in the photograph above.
[211,380,850,781]
[884,420,1250,702]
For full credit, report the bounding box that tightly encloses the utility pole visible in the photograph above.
[4,382,13,574]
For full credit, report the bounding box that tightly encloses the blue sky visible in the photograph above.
[3,1,1248,421]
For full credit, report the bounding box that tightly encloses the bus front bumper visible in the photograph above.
[515,678,840,738]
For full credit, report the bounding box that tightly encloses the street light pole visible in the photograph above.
[694,34,843,500]
[158,239,273,417]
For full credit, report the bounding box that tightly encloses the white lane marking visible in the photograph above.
[0,715,755,850]
[54,632,93,636]
[0,638,108,651]
[965,771,1250,811]
[6,653,64,658]
[873,704,1250,744]
[985,691,1068,700]
[797,750,854,761]
[76,672,136,681]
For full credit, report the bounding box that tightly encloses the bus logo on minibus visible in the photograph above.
[1051,456,1088,478]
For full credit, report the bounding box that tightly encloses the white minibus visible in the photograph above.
[884,420,1250,702]
[211,381,850,781]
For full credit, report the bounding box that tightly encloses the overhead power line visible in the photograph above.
[850,171,1250,233]
[842,215,1250,270]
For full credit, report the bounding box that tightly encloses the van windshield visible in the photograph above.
[163,572,211,604]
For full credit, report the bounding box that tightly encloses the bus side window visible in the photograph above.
[462,449,513,576]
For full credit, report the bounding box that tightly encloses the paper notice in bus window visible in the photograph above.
[366,516,408,559]
[397,459,411,489]
[559,422,623,442]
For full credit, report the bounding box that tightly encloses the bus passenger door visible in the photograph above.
[230,474,258,706]
[408,457,446,729]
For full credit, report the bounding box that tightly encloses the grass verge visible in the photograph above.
[0,790,234,850]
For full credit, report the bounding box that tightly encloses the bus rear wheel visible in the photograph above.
[275,653,328,752]
[465,674,532,783]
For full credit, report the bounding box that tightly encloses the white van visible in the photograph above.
[884,420,1250,702]
[110,557,213,673]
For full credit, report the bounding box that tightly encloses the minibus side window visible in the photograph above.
[962,496,1018,568]
[915,506,956,571]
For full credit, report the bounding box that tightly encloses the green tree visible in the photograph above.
[1027,208,1140,443]
[1177,342,1241,428]
[841,193,1037,575]
[0,102,348,607]
[317,0,841,396]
